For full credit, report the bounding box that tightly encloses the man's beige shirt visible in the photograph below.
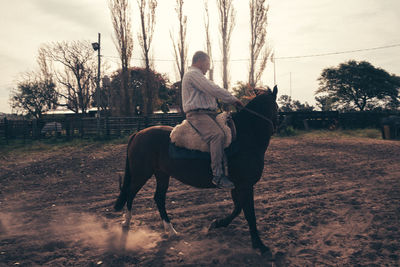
[182,66,238,113]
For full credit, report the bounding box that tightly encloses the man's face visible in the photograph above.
[199,58,210,75]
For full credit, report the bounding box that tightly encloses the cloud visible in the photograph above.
[29,0,107,31]
[1,0,400,113]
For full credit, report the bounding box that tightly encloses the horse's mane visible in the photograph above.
[245,91,274,110]
[233,89,276,120]
[232,88,277,145]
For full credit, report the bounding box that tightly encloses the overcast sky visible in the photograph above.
[1,0,399,113]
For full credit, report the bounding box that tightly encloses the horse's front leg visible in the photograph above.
[209,188,242,229]
[239,186,272,258]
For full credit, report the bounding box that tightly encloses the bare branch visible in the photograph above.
[109,0,133,70]
[170,0,188,82]
[43,41,97,114]
[204,0,214,81]
[217,0,235,89]
[248,0,270,88]
[137,0,158,115]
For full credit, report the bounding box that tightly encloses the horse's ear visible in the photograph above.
[272,85,278,99]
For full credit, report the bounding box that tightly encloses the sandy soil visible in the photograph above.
[0,136,399,266]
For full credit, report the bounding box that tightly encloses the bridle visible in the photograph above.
[239,106,277,133]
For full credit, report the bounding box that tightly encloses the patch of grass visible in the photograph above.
[276,126,298,137]
[1,128,383,156]
[0,134,133,156]
[275,128,382,140]
[341,128,382,139]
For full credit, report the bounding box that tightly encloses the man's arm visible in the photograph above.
[189,71,238,104]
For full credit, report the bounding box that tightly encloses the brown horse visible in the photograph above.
[114,86,278,257]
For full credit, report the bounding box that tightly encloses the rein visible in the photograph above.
[239,106,276,132]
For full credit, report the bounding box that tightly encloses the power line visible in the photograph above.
[102,43,400,63]
[274,43,400,60]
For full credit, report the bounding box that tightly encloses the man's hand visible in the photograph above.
[233,100,244,109]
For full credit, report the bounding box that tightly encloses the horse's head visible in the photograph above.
[242,85,279,132]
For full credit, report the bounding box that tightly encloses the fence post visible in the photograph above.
[32,119,37,140]
[24,119,28,142]
[106,116,110,138]
[137,116,141,132]
[79,117,84,138]
[4,118,8,144]
[65,118,70,140]
[144,116,149,129]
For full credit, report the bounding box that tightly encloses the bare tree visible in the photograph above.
[170,0,187,82]
[44,41,97,114]
[217,0,235,89]
[249,0,271,89]
[37,47,53,83]
[170,0,187,113]
[109,0,133,116]
[204,0,214,81]
[137,0,157,115]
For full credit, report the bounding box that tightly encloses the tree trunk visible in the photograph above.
[122,68,130,116]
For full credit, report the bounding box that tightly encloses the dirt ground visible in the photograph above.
[1,135,399,266]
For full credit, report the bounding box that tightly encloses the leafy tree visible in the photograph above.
[159,81,179,113]
[10,74,58,119]
[316,60,400,111]
[232,81,254,105]
[109,67,170,115]
[91,75,112,114]
[315,95,337,111]
[278,95,314,112]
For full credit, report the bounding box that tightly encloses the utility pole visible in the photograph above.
[272,52,276,85]
[97,33,101,121]
[290,72,292,98]
[92,33,101,135]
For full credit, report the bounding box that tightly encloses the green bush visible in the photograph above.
[277,126,298,137]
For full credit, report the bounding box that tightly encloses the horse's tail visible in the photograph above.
[114,133,136,211]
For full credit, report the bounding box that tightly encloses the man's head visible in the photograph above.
[192,51,210,75]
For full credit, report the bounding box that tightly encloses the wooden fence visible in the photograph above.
[0,111,398,142]
[0,114,184,142]
[278,111,397,130]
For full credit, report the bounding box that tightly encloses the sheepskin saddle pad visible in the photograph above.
[170,112,234,153]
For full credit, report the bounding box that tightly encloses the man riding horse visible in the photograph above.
[182,51,244,189]
[114,50,279,258]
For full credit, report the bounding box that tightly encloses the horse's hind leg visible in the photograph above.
[154,171,177,235]
[209,188,242,229]
[123,176,149,228]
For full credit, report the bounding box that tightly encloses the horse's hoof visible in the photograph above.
[121,221,130,230]
[259,245,273,260]
[163,220,178,236]
[274,251,287,267]
[167,229,179,236]
[208,220,218,231]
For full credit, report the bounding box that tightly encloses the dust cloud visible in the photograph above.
[49,209,162,252]
[0,212,23,236]
[0,212,12,235]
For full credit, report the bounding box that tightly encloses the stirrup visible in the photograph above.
[212,175,235,189]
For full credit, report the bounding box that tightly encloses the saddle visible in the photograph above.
[170,112,236,153]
